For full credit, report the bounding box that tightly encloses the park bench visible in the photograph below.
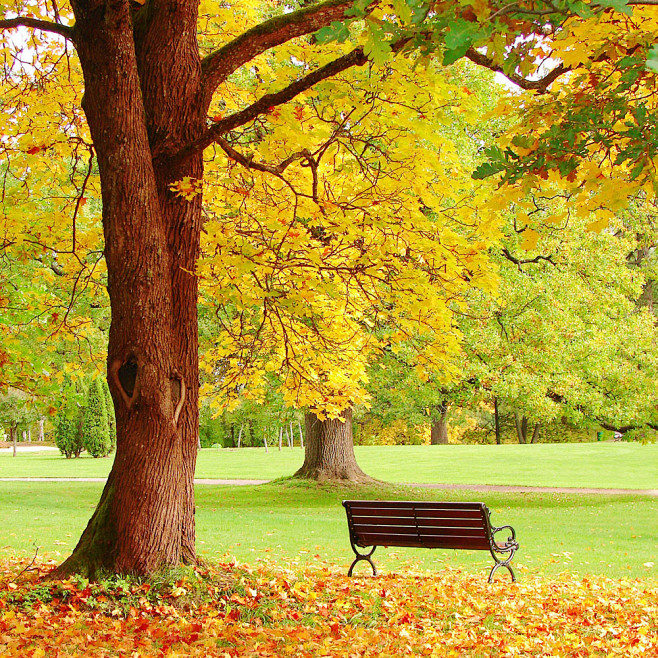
[342,500,519,582]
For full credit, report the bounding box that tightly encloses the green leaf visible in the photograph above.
[646,45,658,73]
[364,37,393,66]
[594,0,632,15]
[345,0,375,18]
[315,21,351,44]
[571,1,594,18]
[364,20,393,66]
[472,161,506,179]
[444,20,480,51]
[443,44,470,66]
[472,145,507,179]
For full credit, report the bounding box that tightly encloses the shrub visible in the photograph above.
[54,408,83,458]
[82,378,113,457]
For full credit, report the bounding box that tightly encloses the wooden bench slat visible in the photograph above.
[422,536,492,550]
[347,502,483,510]
[416,517,488,529]
[353,529,489,542]
[414,509,484,519]
[343,500,484,509]
[351,514,482,528]
[351,524,489,538]
[420,527,489,539]
[352,524,419,536]
[355,535,428,548]
[355,534,492,550]
[350,508,484,520]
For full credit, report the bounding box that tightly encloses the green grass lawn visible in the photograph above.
[2,442,657,488]
[1,480,656,580]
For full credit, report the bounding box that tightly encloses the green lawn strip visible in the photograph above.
[353,443,658,490]
[1,442,657,490]
[0,452,114,478]
[2,480,656,579]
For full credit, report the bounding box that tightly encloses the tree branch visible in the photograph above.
[0,16,74,41]
[174,46,370,165]
[502,247,556,270]
[547,391,657,433]
[200,0,369,109]
[466,47,567,94]
[217,136,312,176]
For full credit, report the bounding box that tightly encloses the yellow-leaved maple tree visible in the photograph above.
[2,0,657,576]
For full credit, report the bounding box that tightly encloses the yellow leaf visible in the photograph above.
[586,217,609,233]
[520,229,540,251]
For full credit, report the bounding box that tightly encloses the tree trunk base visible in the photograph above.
[293,410,375,484]
[292,465,376,484]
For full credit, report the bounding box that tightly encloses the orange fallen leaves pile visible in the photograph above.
[0,557,656,656]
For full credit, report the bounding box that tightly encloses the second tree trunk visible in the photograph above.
[294,409,372,482]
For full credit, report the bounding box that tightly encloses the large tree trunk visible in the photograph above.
[55,1,203,578]
[430,403,449,445]
[294,409,372,482]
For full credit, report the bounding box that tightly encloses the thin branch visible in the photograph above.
[71,147,95,253]
[0,16,74,41]
[175,46,370,165]
[200,0,367,108]
[217,136,311,176]
[502,247,556,270]
[466,47,567,93]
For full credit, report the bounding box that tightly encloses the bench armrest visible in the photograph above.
[491,524,518,549]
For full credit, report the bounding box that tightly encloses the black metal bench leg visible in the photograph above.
[488,561,516,583]
[488,547,517,583]
[347,545,377,576]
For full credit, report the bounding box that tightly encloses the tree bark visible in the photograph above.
[493,397,502,445]
[54,0,203,578]
[514,412,527,444]
[430,403,449,445]
[531,423,540,444]
[11,425,17,457]
[294,409,373,482]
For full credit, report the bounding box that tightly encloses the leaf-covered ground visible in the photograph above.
[1,557,656,657]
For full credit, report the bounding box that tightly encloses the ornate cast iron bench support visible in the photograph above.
[347,542,378,577]
[488,524,519,583]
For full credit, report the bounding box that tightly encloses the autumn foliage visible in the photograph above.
[1,557,656,656]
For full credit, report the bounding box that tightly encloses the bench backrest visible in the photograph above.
[343,500,492,551]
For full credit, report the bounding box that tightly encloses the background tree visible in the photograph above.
[0,389,39,456]
[198,55,501,478]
